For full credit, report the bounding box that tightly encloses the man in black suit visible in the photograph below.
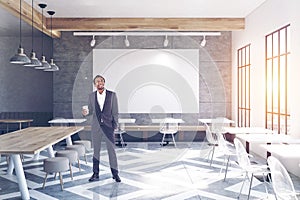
[82,75,121,182]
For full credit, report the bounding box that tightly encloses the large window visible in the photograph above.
[265,24,290,134]
[237,44,251,127]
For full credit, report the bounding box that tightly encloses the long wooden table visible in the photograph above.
[0,126,84,200]
[234,131,300,153]
[84,125,205,141]
[48,118,87,145]
[122,125,205,141]
[0,119,33,133]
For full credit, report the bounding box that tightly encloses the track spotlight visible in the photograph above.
[124,35,130,47]
[200,36,206,47]
[90,35,96,47]
[163,35,169,47]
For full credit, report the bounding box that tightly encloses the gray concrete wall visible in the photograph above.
[53,32,232,123]
[0,34,53,113]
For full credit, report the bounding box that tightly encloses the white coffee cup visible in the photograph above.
[82,105,89,115]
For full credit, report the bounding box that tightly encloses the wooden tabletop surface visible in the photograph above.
[84,125,205,132]
[0,119,33,123]
[124,125,205,131]
[48,118,87,124]
[0,126,84,154]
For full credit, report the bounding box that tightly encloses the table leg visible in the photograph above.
[246,141,250,153]
[47,146,55,157]
[143,131,148,142]
[11,154,30,200]
[66,136,72,146]
[266,143,271,157]
[32,153,40,160]
[7,156,14,175]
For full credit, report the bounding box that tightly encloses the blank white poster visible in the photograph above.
[93,49,199,113]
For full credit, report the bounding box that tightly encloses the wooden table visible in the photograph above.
[0,119,33,132]
[151,118,185,124]
[260,143,300,157]
[224,127,274,134]
[48,118,87,145]
[48,118,87,125]
[115,118,136,146]
[0,126,84,200]
[84,124,205,142]
[198,118,235,135]
[125,125,205,141]
[198,118,235,125]
[234,131,300,153]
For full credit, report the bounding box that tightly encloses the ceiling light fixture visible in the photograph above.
[24,0,42,67]
[200,36,207,47]
[90,35,96,47]
[124,35,130,47]
[35,3,51,70]
[10,0,30,64]
[163,35,169,47]
[44,10,59,72]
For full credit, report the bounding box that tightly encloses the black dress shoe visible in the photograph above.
[113,175,121,182]
[88,173,99,182]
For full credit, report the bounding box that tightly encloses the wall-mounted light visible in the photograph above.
[124,35,130,47]
[163,35,169,47]
[90,35,96,47]
[200,36,206,47]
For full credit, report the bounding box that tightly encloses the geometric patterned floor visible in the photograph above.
[1,142,299,200]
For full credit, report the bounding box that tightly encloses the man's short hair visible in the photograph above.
[93,75,105,84]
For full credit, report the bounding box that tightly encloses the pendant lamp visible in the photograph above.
[24,0,42,67]
[44,11,59,72]
[10,0,30,64]
[35,3,51,70]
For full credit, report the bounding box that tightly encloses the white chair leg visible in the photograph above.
[209,146,215,166]
[238,173,248,199]
[262,172,269,197]
[223,155,230,181]
[247,173,254,200]
[161,134,166,146]
[171,134,176,147]
[120,133,125,148]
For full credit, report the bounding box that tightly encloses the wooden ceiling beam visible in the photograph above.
[48,17,244,31]
[1,0,244,36]
[0,0,61,38]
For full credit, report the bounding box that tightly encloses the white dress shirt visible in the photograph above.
[97,89,106,111]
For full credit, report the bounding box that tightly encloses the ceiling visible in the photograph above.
[0,0,267,37]
[26,0,267,18]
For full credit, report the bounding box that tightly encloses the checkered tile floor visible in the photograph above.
[1,142,299,200]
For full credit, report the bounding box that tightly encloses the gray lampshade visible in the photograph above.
[10,47,31,64]
[35,55,51,70]
[44,58,59,72]
[24,52,42,67]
